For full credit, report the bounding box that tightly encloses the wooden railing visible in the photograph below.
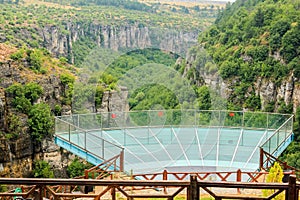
[260,148,300,176]
[0,176,298,200]
[75,151,124,180]
[132,169,295,183]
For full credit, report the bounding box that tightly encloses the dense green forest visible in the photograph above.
[73,48,198,112]
[196,0,300,168]
[198,0,300,111]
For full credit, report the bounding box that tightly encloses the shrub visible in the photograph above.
[28,103,54,141]
[24,82,43,103]
[32,160,54,178]
[10,48,25,61]
[27,49,43,71]
[67,157,93,178]
[262,162,284,200]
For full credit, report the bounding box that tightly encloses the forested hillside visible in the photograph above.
[0,0,217,62]
[0,0,221,177]
[188,0,300,168]
[198,0,300,110]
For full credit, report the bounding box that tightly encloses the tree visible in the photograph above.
[24,82,43,104]
[27,49,43,71]
[262,162,284,200]
[196,86,211,110]
[281,24,300,63]
[28,103,54,141]
[253,7,264,27]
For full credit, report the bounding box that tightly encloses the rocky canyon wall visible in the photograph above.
[39,23,198,62]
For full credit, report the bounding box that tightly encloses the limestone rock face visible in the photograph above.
[99,86,129,113]
[0,56,73,177]
[185,47,300,112]
[39,22,198,63]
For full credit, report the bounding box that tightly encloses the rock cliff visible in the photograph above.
[0,47,74,177]
[183,47,300,112]
[40,23,198,63]
[0,44,130,177]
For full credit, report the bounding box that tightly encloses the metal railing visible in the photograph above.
[261,115,294,156]
[54,110,294,174]
[55,110,293,131]
[54,117,124,171]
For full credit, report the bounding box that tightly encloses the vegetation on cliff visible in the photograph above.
[0,43,77,177]
[197,0,299,110]
[0,0,217,63]
[193,0,300,168]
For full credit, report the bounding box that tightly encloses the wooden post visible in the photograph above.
[259,147,264,170]
[111,186,116,200]
[120,149,124,172]
[84,169,89,179]
[236,169,241,194]
[163,170,168,194]
[163,170,168,180]
[188,175,199,200]
[286,175,297,200]
[38,185,43,200]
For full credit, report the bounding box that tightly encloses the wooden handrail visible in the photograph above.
[132,169,298,182]
[0,176,298,200]
[260,148,300,176]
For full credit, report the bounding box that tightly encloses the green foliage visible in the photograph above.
[32,160,54,178]
[198,0,300,110]
[72,37,96,66]
[54,104,62,116]
[264,101,275,112]
[244,94,261,111]
[277,99,293,114]
[10,48,26,61]
[280,107,300,169]
[6,82,43,113]
[106,49,178,79]
[13,96,32,113]
[95,85,105,109]
[72,83,97,113]
[60,73,75,86]
[28,103,54,141]
[280,142,300,169]
[129,84,179,110]
[67,157,93,178]
[59,56,68,64]
[196,86,211,110]
[24,82,43,103]
[60,73,75,105]
[246,45,269,62]
[27,49,43,71]
[6,83,24,97]
[0,185,7,192]
[262,162,284,200]
[5,113,23,140]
